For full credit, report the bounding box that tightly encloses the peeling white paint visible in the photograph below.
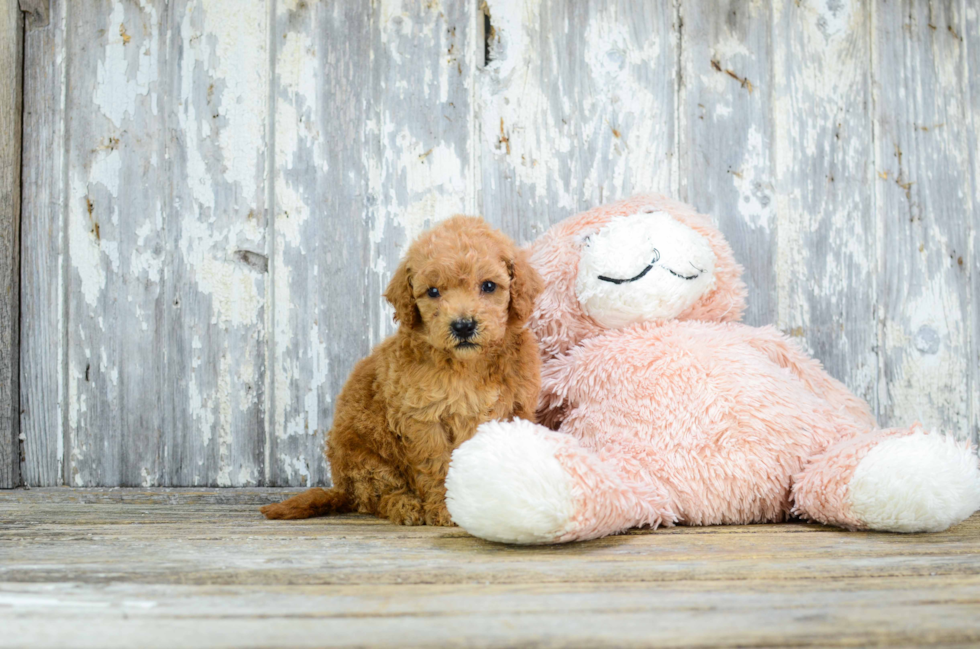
[214,353,234,486]
[68,146,121,308]
[93,2,159,129]
[178,218,263,327]
[200,0,268,203]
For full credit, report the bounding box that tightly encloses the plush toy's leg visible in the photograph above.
[445,419,674,544]
[793,426,980,532]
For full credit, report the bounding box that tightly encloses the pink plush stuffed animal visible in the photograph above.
[445,195,980,544]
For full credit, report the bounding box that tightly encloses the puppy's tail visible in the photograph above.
[260,487,350,520]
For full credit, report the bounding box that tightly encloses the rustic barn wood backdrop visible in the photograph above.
[9,0,980,487]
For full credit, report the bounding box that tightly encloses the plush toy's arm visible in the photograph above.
[535,349,580,430]
[446,418,675,544]
[735,325,875,429]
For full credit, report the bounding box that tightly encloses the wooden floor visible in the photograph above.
[2,490,980,648]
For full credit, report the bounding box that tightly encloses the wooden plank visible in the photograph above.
[969,0,980,446]
[62,0,168,486]
[678,0,775,327]
[0,0,23,488]
[479,0,678,243]
[2,490,979,586]
[62,0,270,486]
[269,1,479,485]
[872,1,973,438]
[771,1,877,406]
[19,0,66,486]
[1,581,979,648]
[164,0,270,487]
[268,0,374,487]
[1,492,979,647]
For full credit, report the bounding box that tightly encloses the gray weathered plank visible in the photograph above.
[269,0,375,487]
[63,0,170,486]
[771,0,878,408]
[20,0,67,486]
[872,1,973,438]
[270,0,479,485]
[61,0,270,486]
[479,0,678,243]
[0,0,23,488]
[165,0,270,486]
[969,0,980,445]
[678,0,775,327]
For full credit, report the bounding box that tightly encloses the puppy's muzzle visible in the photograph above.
[450,318,478,341]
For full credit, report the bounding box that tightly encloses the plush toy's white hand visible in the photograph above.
[446,419,577,544]
[446,418,677,544]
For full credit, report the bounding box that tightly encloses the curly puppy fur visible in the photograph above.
[261,216,543,525]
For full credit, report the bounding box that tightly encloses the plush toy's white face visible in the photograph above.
[575,211,717,329]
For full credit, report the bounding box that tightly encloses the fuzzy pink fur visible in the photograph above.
[447,195,980,543]
[532,427,676,542]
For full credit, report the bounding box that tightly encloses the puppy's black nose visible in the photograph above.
[450,319,477,340]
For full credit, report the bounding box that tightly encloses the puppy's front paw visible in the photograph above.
[381,493,424,526]
[424,504,456,527]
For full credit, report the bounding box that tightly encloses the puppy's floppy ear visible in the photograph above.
[506,248,543,325]
[384,259,421,328]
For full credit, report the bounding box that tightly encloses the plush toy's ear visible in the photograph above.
[507,248,543,326]
[384,259,421,328]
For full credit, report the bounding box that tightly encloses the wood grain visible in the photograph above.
[872,1,973,438]
[1,490,980,647]
[269,1,479,486]
[678,0,775,327]
[969,0,980,446]
[19,0,66,486]
[0,0,23,488]
[478,0,678,243]
[163,0,270,487]
[61,0,167,486]
[269,0,373,488]
[21,0,272,487]
[772,0,878,407]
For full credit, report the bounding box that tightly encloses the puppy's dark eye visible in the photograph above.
[426,287,440,298]
[481,281,497,294]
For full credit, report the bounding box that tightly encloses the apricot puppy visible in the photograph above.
[261,216,542,525]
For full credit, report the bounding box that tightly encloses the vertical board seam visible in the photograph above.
[162,0,172,486]
[264,0,277,486]
[674,0,684,202]
[869,0,883,425]
[14,0,26,487]
[767,0,777,329]
[961,0,977,446]
[673,0,682,200]
[59,0,71,486]
[163,0,178,486]
[470,0,482,217]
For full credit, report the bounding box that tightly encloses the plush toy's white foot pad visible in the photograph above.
[445,419,577,544]
[848,432,980,533]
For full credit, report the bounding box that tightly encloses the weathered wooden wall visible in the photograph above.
[16,0,980,487]
[0,0,23,489]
